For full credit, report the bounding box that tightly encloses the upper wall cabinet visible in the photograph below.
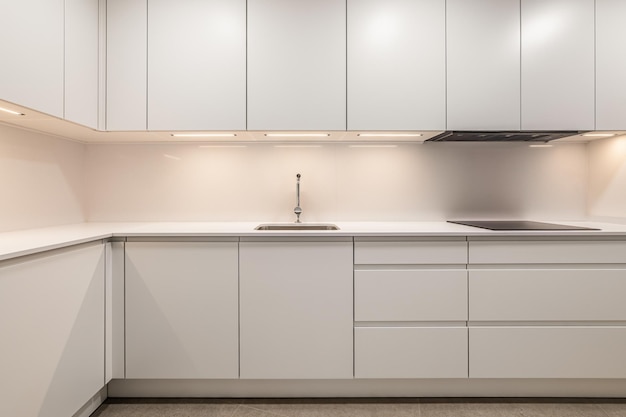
[521,0,595,130]
[147,0,246,131]
[447,0,520,130]
[65,0,100,129]
[0,1,64,118]
[107,0,147,131]
[247,0,346,131]
[596,0,626,130]
[347,0,445,131]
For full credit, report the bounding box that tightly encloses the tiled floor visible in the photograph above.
[91,398,626,417]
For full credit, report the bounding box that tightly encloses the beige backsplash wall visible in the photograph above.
[0,123,86,233]
[588,135,626,222]
[85,141,589,223]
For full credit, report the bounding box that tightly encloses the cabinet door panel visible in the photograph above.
[596,0,626,130]
[521,0,594,130]
[0,244,105,417]
[106,0,147,130]
[147,0,246,130]
[247,0,346,130]
[355,241,467,265]
[470,269,626,321]
[470,327,626,378]
[240,240,353,379]
[0,0,64,117]
[356,327,468,378]
[355,269,467,321]
[348,0,445,130]
[125,242,239,379]
[65,0,99,128]
[447,0,520,130]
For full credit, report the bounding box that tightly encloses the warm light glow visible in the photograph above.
[198,145,247,148]
[529,144,553,148]
[0,106,24,116]
[582,133,616,138]
[357,133,423,137]
[524,12,563,47]
[273,145,322,148]
[349,145,398,148]
[265,133,330,137]
[171,133,237,137]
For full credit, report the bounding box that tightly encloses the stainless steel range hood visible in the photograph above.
[425,131,586,143]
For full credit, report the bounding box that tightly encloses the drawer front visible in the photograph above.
[470,269,626,321]
[469,240,626,264]
[355,270,467,321]
[470,327,626,378]
[355,327,468,378]
[355,241,467,265]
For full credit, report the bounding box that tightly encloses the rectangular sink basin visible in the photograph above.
[255,223,340,231]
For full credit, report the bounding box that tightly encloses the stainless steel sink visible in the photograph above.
[255,223,340,231]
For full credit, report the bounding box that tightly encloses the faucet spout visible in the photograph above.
[294,173,302,223]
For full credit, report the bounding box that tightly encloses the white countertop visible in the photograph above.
[2,220,626,262]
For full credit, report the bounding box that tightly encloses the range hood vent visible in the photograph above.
[425,131,585,142]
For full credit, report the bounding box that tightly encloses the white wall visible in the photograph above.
[588,135,626,221]
[0,124,86,232]
[85,141,588,223]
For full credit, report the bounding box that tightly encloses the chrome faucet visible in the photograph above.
[294,173,302,223]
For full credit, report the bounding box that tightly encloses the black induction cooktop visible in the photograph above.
[447,220,600,231]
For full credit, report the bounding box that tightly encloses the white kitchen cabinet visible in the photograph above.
[446,0,521,130]
[105,241,125,382]
[0,0,64,117]
[347,0,445,130]
[65,0,99,129]
[596,0,626,130]
[247,0,346,131]
[353,238,468,379]
[521,0,595,130]
[147,0,246,131]
[239,238,353,379]
[125,240,239,379]
[0,243,105,417]
[470,327,626,378]
[106,0,147,130]
[470,269,626,322]
[355,327,468,378]
[355,269,467,322]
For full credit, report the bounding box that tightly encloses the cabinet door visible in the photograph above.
[106,0,147,130]
[447,0,520,130]
[125,241,239,379]
[247,0,346,130]
[240,240,353,379]
[355,327,468,378]
[596,0,626,130]
[0,0,64,117]
[470,327,626,378]
[147,0,246,130]
[521,0,594,130]
[347,0,445,130]
[0,244,105,417]
[65,0,99,128]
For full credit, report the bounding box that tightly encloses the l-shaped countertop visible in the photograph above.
[2,220,626,262]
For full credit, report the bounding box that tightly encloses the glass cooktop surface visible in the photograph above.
[447,220,600,231]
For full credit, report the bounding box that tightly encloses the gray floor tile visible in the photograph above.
[420,401,525,417]
[596,403,626,417]
[92,399,241,417]
[241,398,420,417]
[517,402,608,417]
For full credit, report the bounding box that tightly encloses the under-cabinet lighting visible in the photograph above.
[357,133,422,137]
[349,145,398,148]
[582,133,616,138]
[171,133,237,137]
[529,144,553,148]
[273,145,322,148]
[198,145,247,148]
[264,133,330,137]
[0,106,25,116]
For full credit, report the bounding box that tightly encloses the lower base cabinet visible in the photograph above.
[239,239,353,379]
[355,327,468,378]
[0,243,105,417]
[125,240,239,379]
[470,327,626,378]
